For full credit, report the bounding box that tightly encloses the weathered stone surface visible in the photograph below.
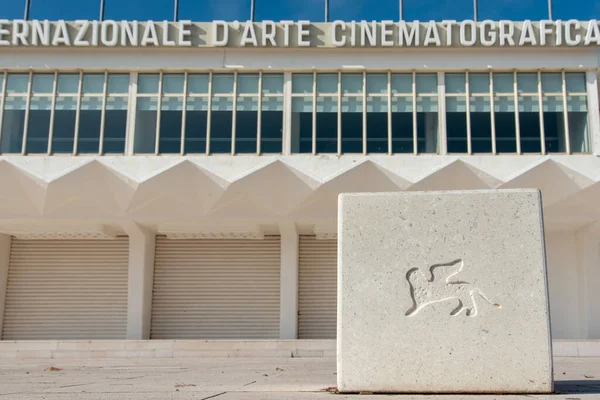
[337,189,553,393]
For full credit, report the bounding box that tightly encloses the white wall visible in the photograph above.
[545,230,585,339]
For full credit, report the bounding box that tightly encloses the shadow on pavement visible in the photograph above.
[555,380,600,394]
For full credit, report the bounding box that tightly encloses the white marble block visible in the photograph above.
[337,189,553,394]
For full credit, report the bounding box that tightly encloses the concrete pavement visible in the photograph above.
[0,357,598,399]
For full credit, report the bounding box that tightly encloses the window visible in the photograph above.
[566,73,590,153]
[1,73,28,154]
[493,73,517,153]
[0,69,592,156]
[291,72,439,155]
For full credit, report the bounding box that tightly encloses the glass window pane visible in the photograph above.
[445,73,466,94]
[159,97,183,154]
[417,111,438,154]
[416,74,437,94]
[417,95,438,112]
[518,96,540,112]
[291,96,312,153]
[517,73,538,93]
[210,97,233,154]
[367,74,387,94]
[341,97,362,153]
[469,73,490,94]
[107,74,129,94]
[262,74,284,95]
[446,97,467,153]
[1,96,26,153]
[104,96,127,154]
[541,73,562,93]
[57,74,80,94]
[78,96,102,154]
[137,74,159,94]
[567,95,588,112]
[236,97,258,154]
[494,96,515,112]
[316,96,337,153]
[341,74,363,94]
[6,74,29,94]
[261,97,283,154]
[237,74,259,94]
[495,110,517,153]
[543,111,565,153]
[543,96,564,112]
[367,97,388,154]
[569,110,590,153]
[185,97,208,154]
[519,111,541,153]
[187,74,210,94]
[391,74,412,94]
[493,73,514,93]
[26,95,52,154]
[82,74,105,94]
[134,97,158,153]
[566,73,586,93]
[391,97,413,113]
[212,74,234,94]
[292,74,313,94]
[470,97,492,153]
[317,74,338,94]
[52,96,77,154]
[162,74,184,94]
[32,74,54,94]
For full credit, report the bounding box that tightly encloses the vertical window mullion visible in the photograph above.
[561,70,571,154]
[387,71,392,155]
[438,72,446,155]
[465,71,472,155]
[412,71,417,155]
[206,71,213,155]
[0,71,7,149]
[125,72,138,156]
[257,72,263,155]
[154,70,163,155]
[99,71,108,155]
[337,71,342,155]
[283,72,292,155]
[231,71,238,155]
[537,70,546,154]
[180,70,188,155]
[47,71,59,155]
[312,71,316,155]
[362,71,367,155]
[513,70,521,155]
[73,71,84,155]
[21,71,33,155]
[489,71,496,154]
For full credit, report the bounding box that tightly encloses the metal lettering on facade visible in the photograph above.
[0,19,598,48]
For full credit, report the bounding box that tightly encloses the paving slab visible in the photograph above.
[0,357,598,399]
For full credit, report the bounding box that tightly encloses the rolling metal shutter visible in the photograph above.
[151,236,281,339]
[2,238,129,340]
[298,236,337,339]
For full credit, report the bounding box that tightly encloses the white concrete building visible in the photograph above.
[0,19,598,344]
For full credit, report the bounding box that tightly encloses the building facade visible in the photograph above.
[0,20,598,342]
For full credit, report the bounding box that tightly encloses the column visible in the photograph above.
[123,223,156,340]
[279,221,299,339]
[585,71,600,156]
[578,224,600,339]
[0,234,10,335]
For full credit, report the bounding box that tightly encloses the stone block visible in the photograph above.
[337,190,553,393]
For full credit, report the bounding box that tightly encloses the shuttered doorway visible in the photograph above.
[298,236,337,339]
[2,238,129,340]
[151,236,281,339]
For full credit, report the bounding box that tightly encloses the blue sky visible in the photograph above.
[0,0,597,22]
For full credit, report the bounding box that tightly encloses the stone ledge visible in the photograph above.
[0,340,595,359]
